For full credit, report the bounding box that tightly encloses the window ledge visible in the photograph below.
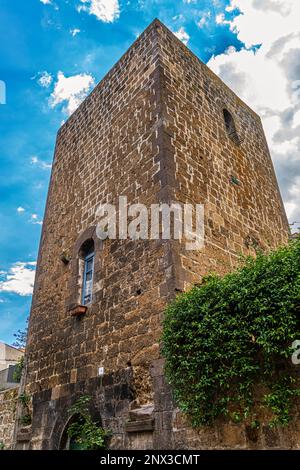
[70,304,88,317]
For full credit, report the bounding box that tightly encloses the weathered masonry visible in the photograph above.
[16,19,290,449]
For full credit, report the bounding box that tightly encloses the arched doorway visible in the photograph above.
[59,414,83,450]
[58,409,106,450]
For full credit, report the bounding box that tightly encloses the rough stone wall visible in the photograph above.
[155,22,289,290]
[21,20,290,450]
[0,388,18,449]
[27,22,165,394]
[23,20,176,449]
[151,359,300,450]
[151,22,291,450]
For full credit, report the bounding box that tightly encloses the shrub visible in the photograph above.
[162,238,300,427]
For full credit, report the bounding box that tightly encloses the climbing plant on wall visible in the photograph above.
[162,238,300,427]
[67,396,109,450]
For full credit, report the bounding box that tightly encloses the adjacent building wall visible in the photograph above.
[0,343,23,372]
[0,388,18,449]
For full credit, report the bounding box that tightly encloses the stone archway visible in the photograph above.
[58,413,82,450]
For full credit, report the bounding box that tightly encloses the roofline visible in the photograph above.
[57,18,260,135]
[0,342,24,352]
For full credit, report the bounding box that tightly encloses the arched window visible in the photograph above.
[223,109,239,144]
[79,239,95,305]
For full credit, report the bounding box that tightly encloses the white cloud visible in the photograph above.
[30,155,52,170]
[37,71,53,88]
[197,12,211,28]
[172,14,184,21]
[17,207,25,213]
[70,28,81,36]
[174,27,190,45]
[220,0,299,48]
[78,0,120,23]
[215,12,232,26]
[0,262,36,296]
[215,13,225,24]
[30,214,43,225]
[40,0,52,4]
[225,4,235,12]
[208,0,300,227]
[49,71,95,115]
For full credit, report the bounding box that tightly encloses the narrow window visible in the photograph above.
[80,239,95,305]
[223,109,239,144]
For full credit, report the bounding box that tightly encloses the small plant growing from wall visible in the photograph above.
[13,356,24,382]
[162,238,300,428]
[66,395,109,450]
[18,392,32,427]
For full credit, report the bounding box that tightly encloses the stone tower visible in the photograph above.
[16,20,289,450]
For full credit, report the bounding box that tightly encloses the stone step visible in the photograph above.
[129,404,154,421]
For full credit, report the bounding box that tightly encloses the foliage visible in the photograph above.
[18,392,30,407]
[67,395,109,450]
[12,318,28,349]
[18,392,31,427]
[0,441,4,450]
[13,356,24,382]
[20,414,32,426]
[162,238,300,427]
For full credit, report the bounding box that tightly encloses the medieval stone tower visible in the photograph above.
[16,20,289,450]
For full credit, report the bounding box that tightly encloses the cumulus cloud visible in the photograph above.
[0,262,36,296]
[40,0,52,4]
[208,0,300,232]
[174,27,190,45]
[17,207,25,213]
[78,0,120,23]
[251,0,292,16]
[49,71,95,115]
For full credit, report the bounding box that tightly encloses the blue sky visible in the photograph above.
[0,0,299,344]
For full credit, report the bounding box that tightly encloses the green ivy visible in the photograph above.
[67,396,109,450]
[162,238,300,427]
